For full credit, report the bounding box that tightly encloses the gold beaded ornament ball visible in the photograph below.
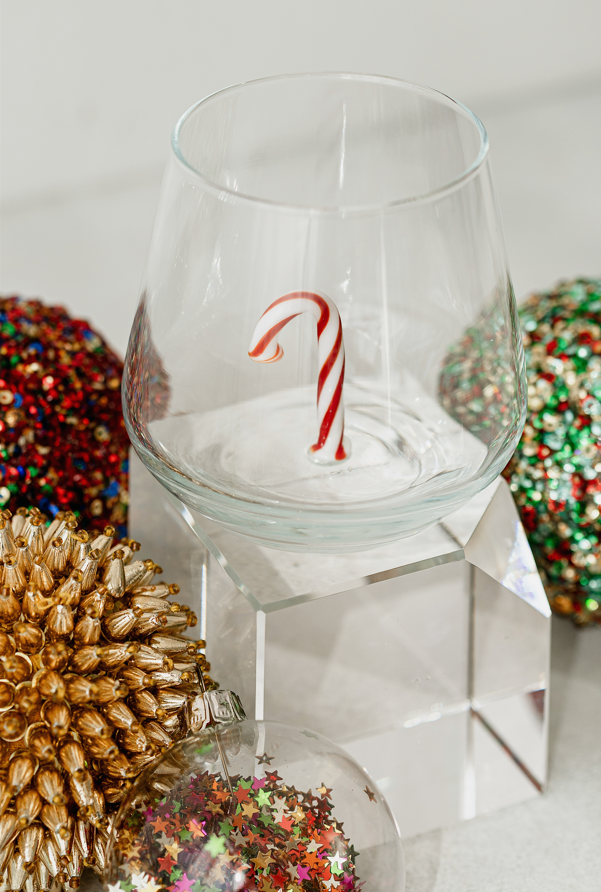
[0,505,214,892]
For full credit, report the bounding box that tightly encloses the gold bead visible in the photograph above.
[70,531,91,569]
[147,634,191,655]
[11,508,29,540]
[72,708,111,739]
[93,831,107,872]
[131,643,169,672]
[2,654,33,685]
[157,688,188,714]
[0,680,15,709]
[40,701,71,738]
[54,570,83,608]
[34,669,66,702]
[88,530,114,567]
[22,587,53,623]
[102,701,139,733]
[74,816,95,861]
[40,641,71,672]
[102,752,134,780]
[130,688,163,720]
[13,537,33,578]
[14,683,42,717]
[8,753,38,794]
[36,857,51,892]
[160,713,182,736]
[102,608,138,641]
[17,821,44,868]
[0,811,19,851]
[0,780,11,820]
[29,558,54,595]
[68,769,95,811]
[35,768,66,806]
[101,780,128,805]
[9,848,28,890]
[123,559,148,591]
[12,622,44,655]
[45,603,74,640]
[84,736,119,761]
[75,549,101,594]
[40,804,72,854]
[98,641,139,671]
[130,583,173,599]
[118,666,152,691]
[25,724,56,763]
[65,675,98,705]
[118,726,151,754]
[133,611,168,637]
[0,630,15,658]
[57,739,86,776]
[149,669,184,688]
[23,515,45,559]
[41,512,65,547]
[41,538,68,578]
[129,594,171,612]
[0,516,16,562]
[161,613,191,634]
[143,720,173,748]
[73,613,101,647]
[62,528,81,567]
[102,553,125,598]
[69,645,102,674]
[93,677,128,704]
[128,751,156,775]
[78,585,108,619]
[15,788,42,828]
[0,583,22,623]
[38,832,60,877]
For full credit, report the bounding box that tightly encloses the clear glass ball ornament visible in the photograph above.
[105,718,405,892]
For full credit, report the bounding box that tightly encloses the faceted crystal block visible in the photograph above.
[129,450,551,838]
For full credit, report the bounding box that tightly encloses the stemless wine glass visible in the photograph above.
[123,73,526,552]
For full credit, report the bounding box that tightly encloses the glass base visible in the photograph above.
[152,384,487,503]
[130,449,551,838]
[143,379,494,551]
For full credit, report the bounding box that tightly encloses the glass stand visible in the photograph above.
[129,450,551,839]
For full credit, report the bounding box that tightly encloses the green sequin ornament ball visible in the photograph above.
[503,278,601,624]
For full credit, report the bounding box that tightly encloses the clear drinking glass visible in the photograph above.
[123,73,526,551]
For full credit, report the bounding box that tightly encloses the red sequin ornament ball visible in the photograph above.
[0,296,129,535]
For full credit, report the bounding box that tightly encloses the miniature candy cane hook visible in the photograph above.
[248,291,349,462]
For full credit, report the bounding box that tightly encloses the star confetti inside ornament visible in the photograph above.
[502,278,601,623]
[111,765,360,891]
[0,504,217,891]
[106,719,405,891]
[0,295,130,535]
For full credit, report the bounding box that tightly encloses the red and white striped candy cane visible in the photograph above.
[248,291,348,462]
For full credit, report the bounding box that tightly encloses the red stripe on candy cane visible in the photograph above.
[248,291,348,462]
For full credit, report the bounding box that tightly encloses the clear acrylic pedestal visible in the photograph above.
[129,450,551,839]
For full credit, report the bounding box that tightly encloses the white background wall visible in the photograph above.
[3,0,601,205]
[1,0,600,353]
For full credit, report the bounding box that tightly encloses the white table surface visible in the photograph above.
[1,84,600,892]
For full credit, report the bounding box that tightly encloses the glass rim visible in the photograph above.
[171,71,490,214]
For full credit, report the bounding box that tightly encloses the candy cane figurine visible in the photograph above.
[248,291,349,462]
